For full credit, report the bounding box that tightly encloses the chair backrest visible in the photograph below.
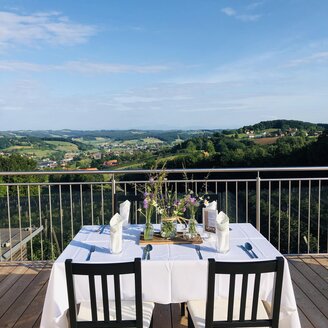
[65,258,143,328]
[206,256,284,328]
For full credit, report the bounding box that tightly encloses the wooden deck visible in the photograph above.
[0,255,327,328]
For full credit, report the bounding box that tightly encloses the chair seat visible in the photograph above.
[187,297,270,328]
[78,300,155,328]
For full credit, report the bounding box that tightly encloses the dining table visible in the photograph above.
[40,223,301,328]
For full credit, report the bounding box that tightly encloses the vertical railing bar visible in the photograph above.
[48,185,54,260]
[59,185,64,252]
[195,181,198,195]
[215,181,218,194]
[256,172,261,231]
[17,186,23,260]
[278,180,281,251]
[90,184,94,225]
[298,181,301,254]
[245,181,248,223]
[288,181,291,254]
[111,175,116,218]
[7,186,13,261]
[134,183,138,224]
[308,180,311,254]
[175,182,178,200]
[185,181,188,194]
[268,181,271,242]
[235,182,238,223]
[80,184,84,226]
[27,185,33,260]
[317,180,321,254]
[225,181,228,215]
[70,185,74,240]
[38,185,44,260]
[101,184,104,225]
[205,181,208,194]
[124,183,127,195]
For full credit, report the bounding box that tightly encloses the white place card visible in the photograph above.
[202,208,218,235]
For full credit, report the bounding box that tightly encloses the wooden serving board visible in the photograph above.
[139,232,202,245]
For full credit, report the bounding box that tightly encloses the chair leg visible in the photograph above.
[187,308,195,328]
[181,302,186,316]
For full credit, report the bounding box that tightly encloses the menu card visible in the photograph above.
[203,208,218,235]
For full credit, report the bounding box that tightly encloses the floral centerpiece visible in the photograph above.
[157,189,186,238]
[138,171,166,240]
[184,191,201,238]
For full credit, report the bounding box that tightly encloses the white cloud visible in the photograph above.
[237,14,261,22]
[62,61,169,74]
[0,10,96,50]
[221,6,261,22]
[286,51,328,67]
[0,60,170,74]
[221,7,236,17]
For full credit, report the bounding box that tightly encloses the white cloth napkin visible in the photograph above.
[216,211,230,253]
[119,200,131,228]
[205,200,217,210]
[110,213,124,253]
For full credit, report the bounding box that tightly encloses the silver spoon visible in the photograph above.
[145,244,153,260]
[245,242,258,258]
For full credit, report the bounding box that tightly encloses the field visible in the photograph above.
[253,137,279,145]
[45,141,79,152]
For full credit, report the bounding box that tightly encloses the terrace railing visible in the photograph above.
[0,167,327,261]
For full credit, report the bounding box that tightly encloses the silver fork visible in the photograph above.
[86,245,96,261]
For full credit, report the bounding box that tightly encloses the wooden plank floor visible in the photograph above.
[0,255,327,328]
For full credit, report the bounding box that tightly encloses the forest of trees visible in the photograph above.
[0,121,327,260]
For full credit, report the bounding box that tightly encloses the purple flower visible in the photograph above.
[143,199,149,209]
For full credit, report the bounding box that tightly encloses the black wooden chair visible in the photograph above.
[65,258,154,328]
[187,256,284,328]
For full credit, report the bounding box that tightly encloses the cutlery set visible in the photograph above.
[142,244,153,260]
[239,242,258,259]
[91,226,258,261]
[86,245,96,261]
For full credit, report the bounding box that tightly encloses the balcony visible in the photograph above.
[0,167,327,327]
[0,255,327,327]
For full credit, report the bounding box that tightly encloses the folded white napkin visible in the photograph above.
[216,211,230,253]
[110,213,124,254]
[205,200,217,210]
[119,200,131,228]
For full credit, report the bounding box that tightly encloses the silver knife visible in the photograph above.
[195,245,203,260]
[142,247,147,260]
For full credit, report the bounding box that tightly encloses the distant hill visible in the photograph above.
[0,129,219,143]
[242,119,328,132]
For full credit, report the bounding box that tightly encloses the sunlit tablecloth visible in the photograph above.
[40,223,300,328]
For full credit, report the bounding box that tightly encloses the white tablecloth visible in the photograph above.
[41,223,300,328]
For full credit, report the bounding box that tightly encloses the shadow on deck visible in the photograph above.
[0,255,327,328]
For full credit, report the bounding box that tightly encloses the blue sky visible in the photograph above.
[0,0,328,130]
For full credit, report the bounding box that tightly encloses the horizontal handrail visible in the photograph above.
[0,166,328,176]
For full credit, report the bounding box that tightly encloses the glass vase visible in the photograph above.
[187,218,198,239]
[143,222,154,240]
[160,218,177,239]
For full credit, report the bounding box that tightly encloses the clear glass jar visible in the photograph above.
[143,222,154,240]
[187,218,198,239]
[160,218,177,239]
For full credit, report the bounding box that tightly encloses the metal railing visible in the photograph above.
[0,167,327,261]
